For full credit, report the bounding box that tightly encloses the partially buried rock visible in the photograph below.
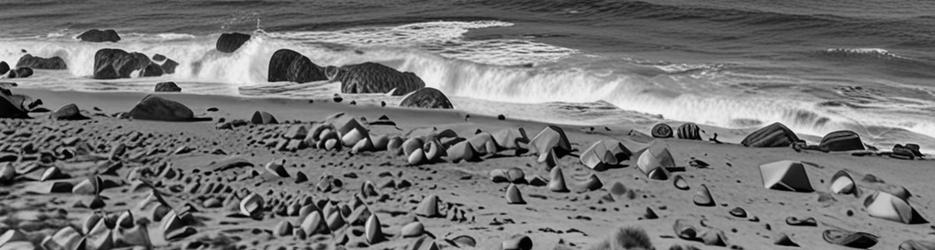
[415,195,442,218]
[401,222,424,238]
[741,122,800,148]
[93,48,158,79]
[251,111,278,124]
[268,49,327,83]
[501,235,533,250]
[128,95,197,121]
[328,62,425,96]
[693,184,715,206]
[7,67,32,78]
[823,229,878,249]
[0,88,30,118]
[820,130,865,152]
[505,184,525,204]
[16,54,67,70]
[51,104,89,120]
[399,87,453,109]
[900,240,935,250]
[77,29,121,42]
[154,82,181,92]
[216,32,251,53]
[548,167,569,193]
[0,61,8,75]
[240,193,264,219]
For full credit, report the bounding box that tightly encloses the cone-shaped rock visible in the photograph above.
[401,222,425,238]
[864,191,927,224]
[416,195,442,218]
[673,175,689,190]
[300,210,329,236]
[637,146,673,180]
[693,184,715,206]
[505,184,526,204]
[365,214,385,244]
[548,167,569,193]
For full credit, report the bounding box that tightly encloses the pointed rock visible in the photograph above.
[548,167,569,193]
[505,184,526,205]
[578,174,603,192]
[276,220,293,236]
[264,160,290,177]
[251,111,277,124]
[693,184,715,207]
[300,210,329,235]
[401,222,425,238]
[673,175,690,190]
[416,195,442,218]
[365,214,385,244]
[501,235,533,250]
[240,193,264,218]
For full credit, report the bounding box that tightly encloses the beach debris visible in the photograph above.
[401,222,425,238]
[251,110,278,124]
[759,160,814,192]
[676,123,701,140]
[501,235,533,250]
[416,195,442,218]
[830,170,858,195]
[741,122,801,148]
[693,184,715,206]
[651,123,673,138]
[637,145,673,180]
[580,140,631,170]
[530,125,572,157]
[819,130,865,151]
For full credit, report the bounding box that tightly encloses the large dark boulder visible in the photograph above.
[0,88,30,118]
[399,87,453,109]
[128,95,195,121]
[93,49,160,79]
[820,130,864,152]
[161,59,178,74]
[8,68,33,78]
[77,29,121,43]
[16,54,67,70]
[155,82,181,92]
[141,63,164,77]
[329,62,425,96]
[0,61,9,75]
[217,33,251,53]
[741,122,801,148]
[51,104,89,120]
[267,49,327,83]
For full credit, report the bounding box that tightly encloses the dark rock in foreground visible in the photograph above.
[217,33,251,53]
[77,29,121,43]
[8,68,33,78]
[328,62,425,96]
[128,95,195,121]
[0,61,8,75]
[51,104,89,120]
[155,82,182,92]
[399,87,453,109]
[93,49,160,79]
[0,88,30,118]
[16,54,67,70]
[741,122,800,148]
[268,49,327,83]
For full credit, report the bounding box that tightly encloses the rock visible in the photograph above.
[276,220,293,236]
[773,233,799,247]
[408,148,426,165]
[264,160,289,177]
[154,82,181,92]
[7,67,32,78]
[84,217,113,250]
[819,130,865,151]
[699,229,728,246]
[548,167,569,193]
[580,140,631,170]
[651,123,673,138]
[45,226,82,250]
[673,175,689,190]
[505,184,526,204]
[578,174,603,191]
[0,62,8,75]
[77,29,121,42]
[51,104,89,120]
[693,184,715,206]
[300,210,329,235]
[216,33,251,53]
[284,125,308,139]
[16,54,67,70]
[467,132,498,157]
[501,235,533,250]
[364,214,384,244]
[73,176,101,194]
[326,211,345,230]
[0,163,16,184]
[864,191,926,224]
[822,229,878,249]
[329,62,425,95]
[268,49,327,83]
[676,123,701,140]
[729,207,747,218]
[450,235,477,247]
[0,88,30,118]
[400,87,453,109]
[415,195,442,218]
[530,125,571,157]
[785,216,817,227]
[128,95,196,121]
[900,240,935,250]
[240,193,264,218]
[759,160,814,192]
[251,111,278,124]
[0,229,27,246]
[636,146,674,180]
[741,122,800,148]
[830,170,858,195]
[401,222,425,238]
[93,48,157,79]
[161,59,178,74]
[492,128,529,152]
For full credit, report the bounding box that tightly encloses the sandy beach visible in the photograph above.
[1,86,932,250]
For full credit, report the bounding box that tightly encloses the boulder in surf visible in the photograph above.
[154,82,182,92]
[16,54,67,70]
[741,122,800,148]
[93,48,158,79]
[267,49,327,83]
[216,32,251,53]
[77,29,121,42]
[330,62,425,96]
[399,87,453,109]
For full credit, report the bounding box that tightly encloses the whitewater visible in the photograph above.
[1,20,934,153]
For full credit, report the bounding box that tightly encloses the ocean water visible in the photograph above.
[1,0,934,152]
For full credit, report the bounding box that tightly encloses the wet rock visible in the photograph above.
[329,62,425,95]
[400,87,453,109]
[77,29,121,42]
[154,82,181,92]
[16,54,67,70]
[216,32,251,53]
[268,49,327,83]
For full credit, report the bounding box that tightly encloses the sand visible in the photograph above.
[1,87,933,250]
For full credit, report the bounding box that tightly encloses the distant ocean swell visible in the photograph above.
[0,21,934,148]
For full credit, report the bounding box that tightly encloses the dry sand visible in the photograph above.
[1,87,933,250]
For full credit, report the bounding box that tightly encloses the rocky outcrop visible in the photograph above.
[155,82,182,92]
[217,33,251,53]
[128,95,195,121]
[16,54,67,70]
[399,87,453,109]
[93,49,161,79]
[267,49,327,83]
[77,29,121,43]
[328,62,425,96]
[7,68,33,78]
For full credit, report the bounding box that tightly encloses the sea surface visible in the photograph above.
[1,0,935,152]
